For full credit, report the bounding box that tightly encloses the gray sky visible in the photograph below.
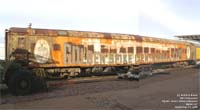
[0,0,200,43]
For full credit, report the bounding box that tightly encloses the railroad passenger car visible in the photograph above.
[3,26,200,95]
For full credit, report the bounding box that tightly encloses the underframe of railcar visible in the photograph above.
[31,59,195,80]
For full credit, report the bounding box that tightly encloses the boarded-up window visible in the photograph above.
[128,47,134,53]
[156,49,160,53]
[171,48,174,57]
[88,45,94,51]
[84,47,87,58]
[66,47,70,54]
[144,47,149,53]
[101,45,108,53]
[31,43,35,52]
[167,50,170,53]
[75,48,78,62]
[136,47,142,54]
[64,43,71,64]
[171,48,174,52]
[175,48,178,52]
[18,37,25,48]
[120,47,126,53]
[110,49,117,53]
[151,48,155,53]
[53,44,60,51]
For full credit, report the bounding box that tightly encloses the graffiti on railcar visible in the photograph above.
[62,40,187,65]
[63,42,138,65]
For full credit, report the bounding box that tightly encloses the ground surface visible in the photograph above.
[0,67,199,110]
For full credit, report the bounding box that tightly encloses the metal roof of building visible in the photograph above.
[176,35,200,43]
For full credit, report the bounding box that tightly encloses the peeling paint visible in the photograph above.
[6,27,196,68]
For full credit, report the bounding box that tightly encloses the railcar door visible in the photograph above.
[15,36,29,61]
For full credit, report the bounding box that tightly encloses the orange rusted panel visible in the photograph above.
[6,27,194,68]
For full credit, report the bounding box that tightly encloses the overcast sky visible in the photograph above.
[0,0,200,43]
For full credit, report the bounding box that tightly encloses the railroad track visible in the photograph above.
[47,75,118,87]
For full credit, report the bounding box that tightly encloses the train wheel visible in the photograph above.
[8,69,33,96]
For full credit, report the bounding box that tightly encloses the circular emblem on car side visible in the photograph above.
[186,47,190,59]
[34,39,50,63]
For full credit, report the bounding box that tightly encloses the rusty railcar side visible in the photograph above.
[6,27,193,69]
[4,27,199,96]
[6,27,196,80]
